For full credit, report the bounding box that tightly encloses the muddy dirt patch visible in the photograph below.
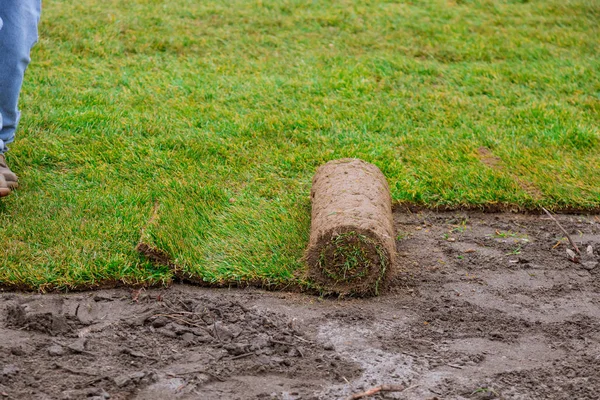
[1,211,599,399]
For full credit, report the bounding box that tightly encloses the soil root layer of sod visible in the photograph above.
[305,158,397,296]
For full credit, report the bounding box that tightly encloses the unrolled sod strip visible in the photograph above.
[305,158,397,296]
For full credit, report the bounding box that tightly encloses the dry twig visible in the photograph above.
[131,288,145,302]
[346,384,406,400]
[151,313,203,328]
[227,352,256,361]
[270,338,292,346]
[542,207,580,255]
[166,369,225,382]
[53,363,99,377]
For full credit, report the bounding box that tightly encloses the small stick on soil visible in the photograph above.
[53,363,99,377]
[411,338,436,346]
[542,207,581,255]
[131,288,145,302]
[159,306,196,315]
[346,384,406,400]
[227,352,256,361]
[166,370,225,382]
[151,313,204,328]
[83,376,110,387]
[212,320,221,342]
[270,339,292,346]
[293,335,311,343]
[399,351,436,360]
[177,298,194,312]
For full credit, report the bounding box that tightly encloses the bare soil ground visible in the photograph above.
[1,211,599,400]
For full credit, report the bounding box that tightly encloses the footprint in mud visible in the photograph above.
[0,290,361,400]
[5,303,76,336]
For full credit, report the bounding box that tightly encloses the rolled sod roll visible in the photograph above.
[305,158,396,296]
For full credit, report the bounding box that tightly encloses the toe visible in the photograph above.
[0,175,10,197]
[3,171,17,182]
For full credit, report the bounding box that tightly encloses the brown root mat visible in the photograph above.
[0,211,599,399]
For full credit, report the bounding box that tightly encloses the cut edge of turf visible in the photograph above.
[394,201,600,215]
[2,201,599,294]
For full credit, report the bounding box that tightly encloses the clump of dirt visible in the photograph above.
[1,211,599,399]
[6,303,76,336]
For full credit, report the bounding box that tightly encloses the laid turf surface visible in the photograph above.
[1,0,599,290]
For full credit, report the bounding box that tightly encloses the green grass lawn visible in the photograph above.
[1,0,599,290]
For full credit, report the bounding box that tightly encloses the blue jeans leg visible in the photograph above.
[0,0,41,154]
